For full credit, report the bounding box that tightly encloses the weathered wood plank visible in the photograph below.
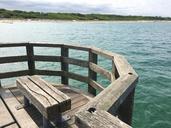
[0,88,38,128]
[112,60,116,81]
[0,43,28,47]
[75,110,131,128]
[91,47,114,60]
[31,42,62,47]
[64,44,90,51]
[26,44,35,75]
[117,89,135,125]
[33,55,61,62]
[63,57,89,67]
[28,75,71,112]
[113,54,138,77]
[0,98,15,128]
[34,69,62,76]
[88,51,97,96]
[80,74,138,114]
[89,62,112,81]
[89,80,104,92]
[4,123,19,128]
[61,46,69,85]
[0,56,28,64]
[0,70,29,79]
[62,71,89,83]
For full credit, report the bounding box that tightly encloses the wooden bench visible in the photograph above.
[16,75,71,128]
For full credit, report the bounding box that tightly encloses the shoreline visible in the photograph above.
[0,18,171,23]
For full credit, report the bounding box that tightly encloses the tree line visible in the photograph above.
[0,8,170,21]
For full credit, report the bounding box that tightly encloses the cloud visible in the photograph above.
[0,0,170,17]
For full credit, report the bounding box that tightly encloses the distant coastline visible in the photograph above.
[0,19,171,24]
[0,8,171,21]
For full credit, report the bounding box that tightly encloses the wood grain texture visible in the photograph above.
[29,75,71,112]
[89,80,104,92]
[80,74,138,113]
[0,88,39,128]
[0,98,15,128]
[16,76,71,119]
[75,110,131,128]
[91,47,114,59]
[89,62,112,81]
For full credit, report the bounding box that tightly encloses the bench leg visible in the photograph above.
[43,116,50,128]
[24,96,30,107]
[55,113,62,126]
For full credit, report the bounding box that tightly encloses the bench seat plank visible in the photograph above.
[28,75,71,112]
[0,98,15,127]
[0,88,38,128]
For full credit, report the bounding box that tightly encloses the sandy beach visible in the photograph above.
[0,18,171,24]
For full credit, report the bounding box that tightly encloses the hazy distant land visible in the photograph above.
[0,8,171,21]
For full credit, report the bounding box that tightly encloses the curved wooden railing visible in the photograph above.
[0,42,138,128]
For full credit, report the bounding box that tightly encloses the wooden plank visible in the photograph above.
[0,70,29,79]
[33,55,61,62]
[26,44,35,75]
[0,43,28,47]
[0,88,38,128]
[34,69,62,76]
[113,54,138,77]
[80,74,138,113]
[0,56,28,64]
[31,42,62,48]
[63,57,89,67]
[4,123,19,128]
[112,60,116,81]
[91,47,114,60]
[61,46,69,85]
[75,110,131,128]
[88,51,97,96]
[64,44,90,51]
[17,76,59,119]
[117,89,135,125]
[62,71,89,83]
[0,98,15,127]
[28,75,71,112]
[89,80,104,92]
[89,62,112,81]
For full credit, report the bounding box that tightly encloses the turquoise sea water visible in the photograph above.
[0,21,171,127]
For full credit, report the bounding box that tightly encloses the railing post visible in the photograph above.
[61,45,69,85]
[26,43,35,75]
[88,50,97,96]
[117,88,135,125]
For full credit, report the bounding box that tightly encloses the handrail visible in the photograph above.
[0,41,138,94]
[0,42,138,126]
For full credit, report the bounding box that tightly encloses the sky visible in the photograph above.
[0,0,171,17]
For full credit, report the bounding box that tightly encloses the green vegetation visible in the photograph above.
[0,8,171,21]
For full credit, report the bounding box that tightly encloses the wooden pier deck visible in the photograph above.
[0,84,92,128]
[0,42,138,128]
